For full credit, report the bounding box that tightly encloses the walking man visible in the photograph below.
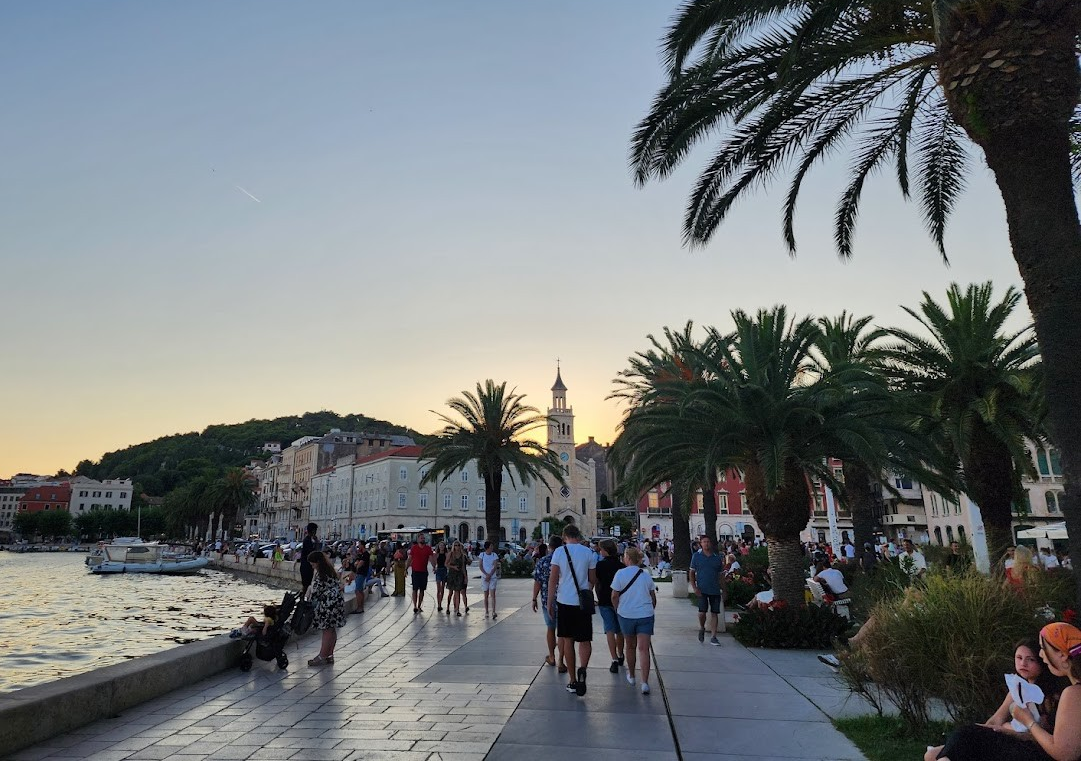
[479,541,500,619]
[547,524,597,697]
[689,534,724,645]
[407,535,435,613]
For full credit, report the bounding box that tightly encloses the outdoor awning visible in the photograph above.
[1017,522,1068,540]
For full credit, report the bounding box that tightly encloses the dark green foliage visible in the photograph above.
[12,511,39,538]
[532,517,566,542]
[72,411,430,498]
[724,577,758,607]
[732,602,850,649]
[500,556,535,578]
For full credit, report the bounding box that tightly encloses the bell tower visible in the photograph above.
[548,363,576,487]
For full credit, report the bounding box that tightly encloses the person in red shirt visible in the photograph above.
[407,536,435,614]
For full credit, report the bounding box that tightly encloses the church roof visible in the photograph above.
[551,367,567,392]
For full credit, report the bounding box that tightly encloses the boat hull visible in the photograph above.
[90,557,210,574]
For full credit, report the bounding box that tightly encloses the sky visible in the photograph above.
[0,1,1029,477]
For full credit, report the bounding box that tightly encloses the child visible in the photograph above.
[925,637,1064,760]
[230,604,278,639]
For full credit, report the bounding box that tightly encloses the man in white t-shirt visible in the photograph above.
[478,541,501,619]
[899,539,927,577]
[843,541,856,562]
[812,559,849,600]
[548,524,597,697]
[1040,546,1061,570]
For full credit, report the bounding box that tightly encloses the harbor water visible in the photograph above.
[0,551,288,693]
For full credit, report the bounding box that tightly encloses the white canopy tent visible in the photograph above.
[1017,522,1068,540]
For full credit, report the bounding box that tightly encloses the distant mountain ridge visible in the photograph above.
[73,411,432,499]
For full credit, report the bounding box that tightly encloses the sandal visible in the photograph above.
[544,656,556,667]
[558,664,568,674]
[307,656,328,666]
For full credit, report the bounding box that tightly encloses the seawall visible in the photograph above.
[0,558,355,757]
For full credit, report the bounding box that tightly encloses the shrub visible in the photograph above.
[725,577,758,607]
[732,601,850,649]
[500,556,534,578]
[840,570,1064,732]
[845,560,913,620]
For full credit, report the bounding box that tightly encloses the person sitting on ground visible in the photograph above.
[930,625,1081,761]
[812,559,850,603]
[230,604,278,639]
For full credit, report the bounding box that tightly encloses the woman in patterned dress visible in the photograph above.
[307,550,346,666]
[446,541,467,616]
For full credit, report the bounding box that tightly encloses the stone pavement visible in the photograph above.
[8,578,869,761]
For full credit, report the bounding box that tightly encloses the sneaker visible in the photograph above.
[625,672,635,686]
[617,654,625,666]
[710,636,721,646]
[492,613,497,620]
[641,682,651,695]
[576,668,587,696]
[818,654,841,668]
[609,660,619,673]
[698,627,705,643]
[565,681,578,693]
[229,629,242,639]
[437,606,443,612]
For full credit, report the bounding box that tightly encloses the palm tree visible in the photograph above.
[616,308,888,604]
[632,1,1081,590]
[610,322,720,568]
[421,380,565,547]
[208,468,258,541]
[883,282,1044,566]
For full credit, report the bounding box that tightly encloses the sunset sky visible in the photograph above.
[1,1,1028,477]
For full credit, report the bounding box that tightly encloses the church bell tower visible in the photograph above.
[548,363,576,507]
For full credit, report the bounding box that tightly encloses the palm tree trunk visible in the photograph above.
[701,480,719,547]
[980,121,1081,596]
[767,538,806,607]
[670,485,692,571]
[841,463,877,554]
[962,433,1019,573]
[485,471,503,548]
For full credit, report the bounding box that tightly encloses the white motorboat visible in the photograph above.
[88,542,209,574]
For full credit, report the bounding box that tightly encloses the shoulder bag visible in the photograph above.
[564,546,596,615]
[616,568,645,595]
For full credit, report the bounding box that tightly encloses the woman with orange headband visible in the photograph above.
[933,622,1081,761]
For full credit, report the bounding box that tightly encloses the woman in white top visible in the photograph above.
[610,546,658,695]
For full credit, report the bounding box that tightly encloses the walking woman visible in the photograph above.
[391,543,407,596]
[307,550,345,666]
[611,546,658,695]
[446,541,467,615]
[434,541,449,612]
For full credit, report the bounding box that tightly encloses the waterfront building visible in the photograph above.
[309,369,597,543]
[17,483,73,514]
[67,477,133,516]
[0,481,30,539]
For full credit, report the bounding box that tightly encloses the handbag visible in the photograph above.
[564,546,596,615]
[291,598,315,635]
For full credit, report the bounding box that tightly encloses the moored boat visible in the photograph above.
[88,542,209,574]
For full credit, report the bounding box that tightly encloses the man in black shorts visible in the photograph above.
[296,523,319,597]
[547,525,597,696]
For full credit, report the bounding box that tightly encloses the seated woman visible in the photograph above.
[929,624,1081,761]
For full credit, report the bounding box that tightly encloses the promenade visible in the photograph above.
[9,579,867,761]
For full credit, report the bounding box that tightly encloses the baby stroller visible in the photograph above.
[238,591,296,672]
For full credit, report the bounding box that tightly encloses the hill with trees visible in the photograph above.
[73,410,432,501]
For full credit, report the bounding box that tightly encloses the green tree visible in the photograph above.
[206,468,258,540]
[421,380,565,549]
[632,1,1081,591]
[533,516,567,542]
[13,511,40,539]
[884,282,1044,566]
[38,510,72,540]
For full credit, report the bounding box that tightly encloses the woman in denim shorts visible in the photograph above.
[595,539,626,673]
[610,546,658,695]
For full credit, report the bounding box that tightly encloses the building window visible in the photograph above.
[1047,492,1060,514]
[93,491,101,498]
[647,490,659,509]
[934,527,943,545]
[1050,448,1062,476]
[400,467,408,481]
[695,490,703,511]
[946,526,955,543]
[519,495,528,513]
[120,492,127,498]
[954,501,962,516]
[398,492,407,509]
[479,495,486,511]
[461,495,469,511]
[740,492,748,512]
[958,526,966,542]
[477,525,484,541]
[419,491,429,510]
[106,491,113,498]
[546,497,551,514]
[1038,449,1051,476]
[582,498,586,515]
[894,476,913,490]
[718,493,728,514]
[461,471,469,483]
[443,493,452,511]
[833,467,844,482]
